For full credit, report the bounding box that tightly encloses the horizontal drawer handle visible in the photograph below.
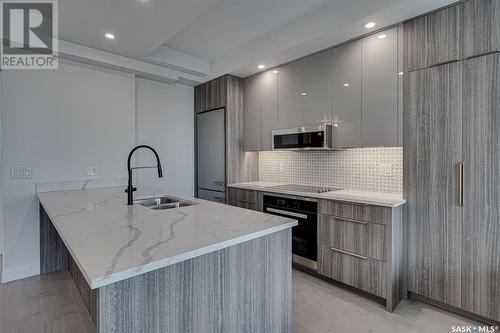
[266,207,308,219]
[238,199,256,204]
[331,215,368,224]
[331,247,367,260]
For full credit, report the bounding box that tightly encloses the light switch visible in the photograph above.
[10,167,32,179]
[87,166,98,176]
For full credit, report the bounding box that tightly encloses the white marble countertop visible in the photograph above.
[38,186,297,289]
[228,181,406,207]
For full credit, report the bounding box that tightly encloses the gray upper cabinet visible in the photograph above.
[302,50,332,125]
[332,40,362,148]
[404,5,463,71]
[243,75,260,151]
[243,70,278,151]
[278,61,302,129]
[463,0,500,59]
[259,71,278,150]
[362,27,398,147]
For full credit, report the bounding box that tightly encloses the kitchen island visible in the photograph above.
[37,184,297,333]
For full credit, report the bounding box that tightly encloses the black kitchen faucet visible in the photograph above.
[126,145,163,205]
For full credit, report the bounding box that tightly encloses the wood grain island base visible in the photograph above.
[40,204,293,333]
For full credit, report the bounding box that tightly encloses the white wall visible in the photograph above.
[135,79,194,197]
[1,61,194,282]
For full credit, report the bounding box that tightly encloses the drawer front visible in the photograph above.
[318,200,368,221]
[227,188,262,211]
[319,199,391,225]
[318,245,386,298]
[367,205,392,225]
[318,214,386,261]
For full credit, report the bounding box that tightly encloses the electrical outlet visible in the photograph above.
[10,167,32,179]
[378,163,392,177]
[86,166,98,176]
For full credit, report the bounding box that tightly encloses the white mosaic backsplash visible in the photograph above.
[258,147,403,193]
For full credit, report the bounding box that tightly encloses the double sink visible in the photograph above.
[134,195,197,210]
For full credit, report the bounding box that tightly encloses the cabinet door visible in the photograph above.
[463,0,500,59]
[259,71,278,150]
[405,62,463,307]
[243,75,260,151]
[462,53,500,321]
[332,40,362,147]
[302,50,332,125]
[362,28,398,147]
[404,5,463,71]
[278,61,302,129]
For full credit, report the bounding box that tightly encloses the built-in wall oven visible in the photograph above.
[263,194,317,270]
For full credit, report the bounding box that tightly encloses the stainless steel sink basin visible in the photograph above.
[134,196,197,210]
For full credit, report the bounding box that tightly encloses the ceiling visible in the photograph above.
[59,0,458,84]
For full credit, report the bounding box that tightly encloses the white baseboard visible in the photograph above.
[1,263,40,283]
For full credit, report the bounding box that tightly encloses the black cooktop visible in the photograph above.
[269,184,341,194]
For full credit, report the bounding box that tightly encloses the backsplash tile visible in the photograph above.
[258,147,402,193]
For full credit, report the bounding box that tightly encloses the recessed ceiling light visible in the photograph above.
[257,64,265,69]
[301,92,307,96]
[364,22,376,29]
[377,34,387,39]
[343,83,350,87]
[272,70,278,74]
[105,33,115,39]
[398,72,404,76]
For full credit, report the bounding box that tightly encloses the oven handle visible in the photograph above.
[265,207,308,220]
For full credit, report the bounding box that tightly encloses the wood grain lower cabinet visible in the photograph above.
[317,199,404,312]
[318,214,386,262]
[318,245,387,298]
[227,187,262,212]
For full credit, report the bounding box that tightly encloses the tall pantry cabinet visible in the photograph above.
[405,0,500,322]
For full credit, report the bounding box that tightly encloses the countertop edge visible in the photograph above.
[90,220,297,289]
[227,183,406,208]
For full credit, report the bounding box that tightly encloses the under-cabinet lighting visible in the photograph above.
[257,64,265,69]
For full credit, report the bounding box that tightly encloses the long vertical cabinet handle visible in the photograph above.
[458,161,464,207]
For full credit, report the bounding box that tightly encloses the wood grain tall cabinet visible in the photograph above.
[405,0,500,323]
[194,75,259,199]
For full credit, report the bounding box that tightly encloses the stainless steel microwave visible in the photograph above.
[272,124,335,150]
